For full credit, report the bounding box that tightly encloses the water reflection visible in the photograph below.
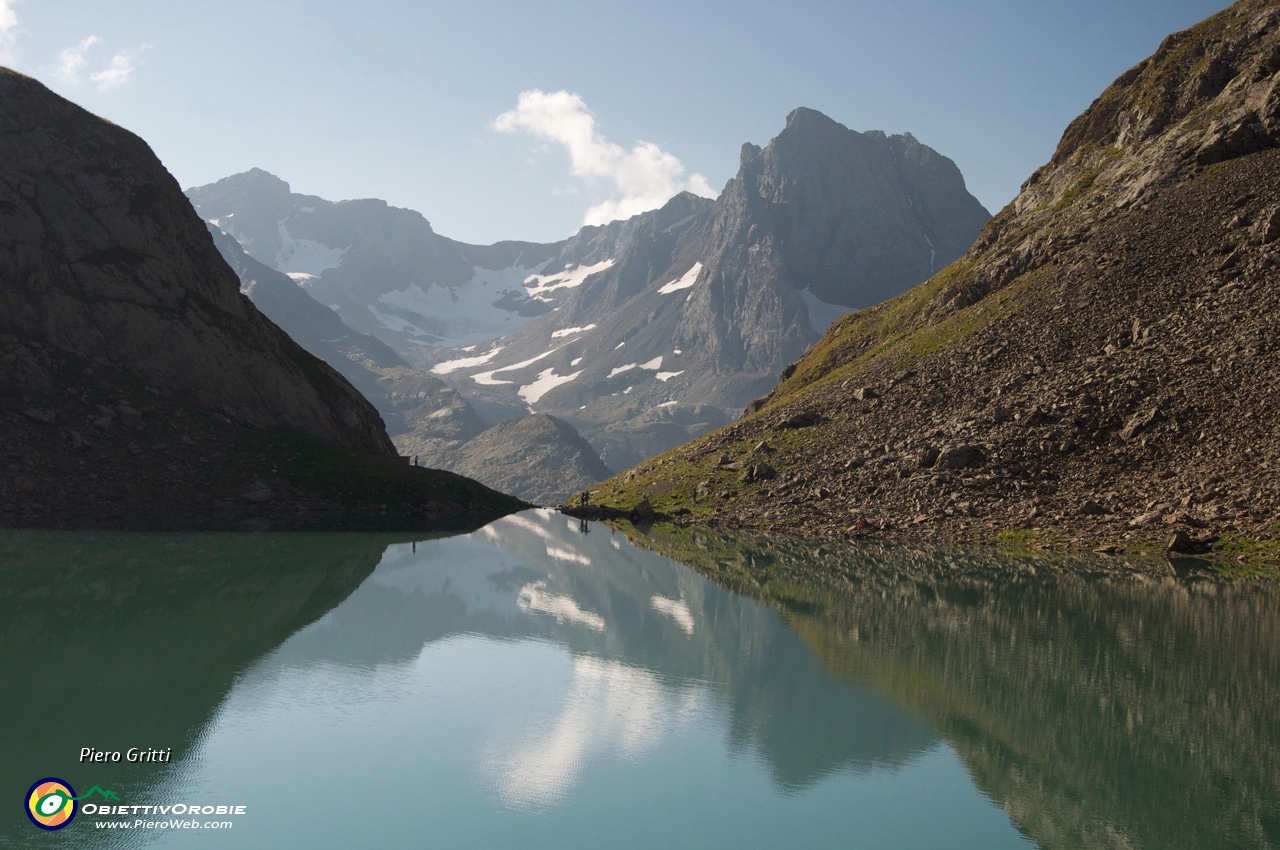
[269,511,938,800]
[620,524,1280,850]
[8,513,1271,848]
[0,531,388,847]
[483,655,705,810]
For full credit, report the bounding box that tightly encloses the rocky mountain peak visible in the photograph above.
[783,105,841,132]
[722,107,990,309]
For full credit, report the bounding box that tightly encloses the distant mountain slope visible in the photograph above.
[428,414,614,506]
[594,0,1280,562]
[189,111,988,472]
[207,227,608,502]
[207,226,485,442]
[0,67,522,529]
[188,169,562,349]
[426,111,990,467]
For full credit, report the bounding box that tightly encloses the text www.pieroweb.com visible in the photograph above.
[83,803,242,830]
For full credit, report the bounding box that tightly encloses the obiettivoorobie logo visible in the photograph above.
[25,778,119,831]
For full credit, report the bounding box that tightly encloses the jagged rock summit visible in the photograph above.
[596,0,1280,565]
[0,67,522,529]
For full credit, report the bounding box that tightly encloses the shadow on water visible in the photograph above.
[618,523,1280,850]
[0,531,394,845]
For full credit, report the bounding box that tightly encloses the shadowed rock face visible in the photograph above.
[0,67,392,456]
[0,67,526,530]
[721,107,990,312]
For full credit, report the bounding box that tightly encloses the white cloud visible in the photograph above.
[90,51,135,90]
[55,35,101,83]
[0,0,23,65]
[54,36,141,90]
[494,89,717,227]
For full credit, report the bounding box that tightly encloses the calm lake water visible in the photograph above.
[2,509,1277,849]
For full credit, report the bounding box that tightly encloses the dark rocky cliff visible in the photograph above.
[0,69,392,455]
[0,67,523,529]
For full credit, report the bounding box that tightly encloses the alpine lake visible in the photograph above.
[2,509,1277,849]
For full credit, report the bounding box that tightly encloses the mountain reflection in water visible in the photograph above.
[3,511,1274,849]
[621,523,1280,850]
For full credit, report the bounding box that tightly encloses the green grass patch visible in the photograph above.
[991,527,1042,553]
[1207,530,1280,580]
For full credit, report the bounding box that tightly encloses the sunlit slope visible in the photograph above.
[593,0,1280,560]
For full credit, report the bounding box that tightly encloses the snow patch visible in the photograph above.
[545,545,592,566]
[655,371,684,382]
[798,286,850,334]
[328,304,340,311]
[571,357,583,367]
[656,400,679,408]
[432,347,504,375]
[552,324,597,338]
[502,513,555,541]
[375,262,548,348]
[524,258,615,300]
[639,357,663,370]
[673,349,682,355]
[274,223,347,275]
[924,232,937,273]
[520,368,583,405]
[656,262,702,294]
[608,363,636,379]
[614,342,625,350]
[472,347,560,386]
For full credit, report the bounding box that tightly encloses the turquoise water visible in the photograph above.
[1,510,1276,848]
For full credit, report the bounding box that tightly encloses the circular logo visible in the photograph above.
[26,778,77,830]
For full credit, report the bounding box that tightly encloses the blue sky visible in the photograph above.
[3,0,1232,244]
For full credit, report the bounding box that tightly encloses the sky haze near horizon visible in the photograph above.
[2,0,1234,244]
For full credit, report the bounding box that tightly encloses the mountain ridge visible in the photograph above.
[588,0,1280,568]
